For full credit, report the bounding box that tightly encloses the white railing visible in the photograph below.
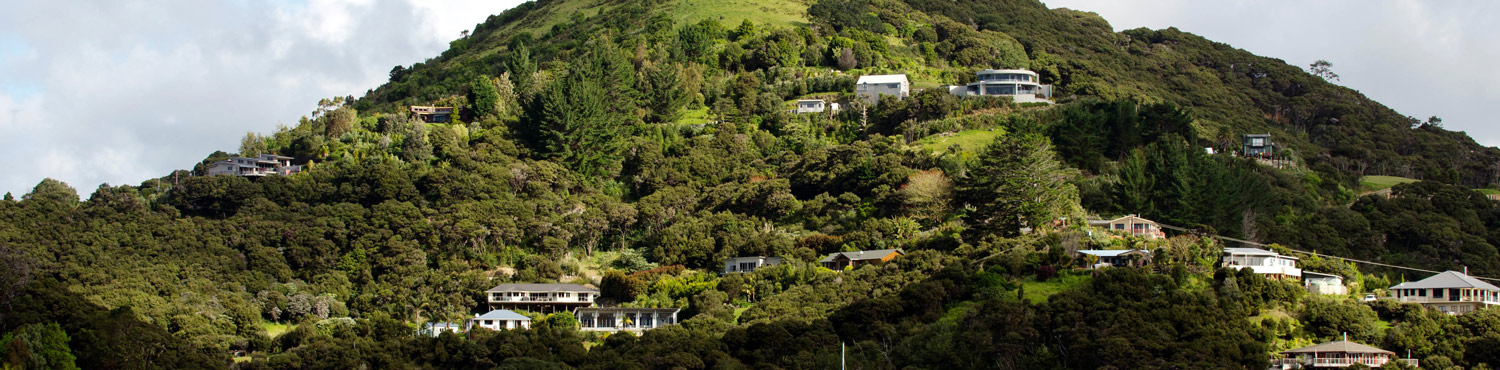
[489,296,593,303]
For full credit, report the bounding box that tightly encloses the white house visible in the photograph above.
[794,99,831,114]
[1303,271,1348,296]
[1087,215,1166,239]
[206,154,302,177]
[418,322,462,337]
[1076,249,1152,269]
[723,256,782,274]
[486,283,597,314]
[855,74,910,104]
[950,69,1053,104]
[576,307,680,332]
[1389,270,1500,315]
[465,309,531,331]
[1221,247,1301,279]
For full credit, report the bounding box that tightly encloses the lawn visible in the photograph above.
[264,321,293,338]
[1475,188,1500,196]
[674,0,808,29]
[1020,274,1091,304]
[676,106,714,127]
[913,129,1001,155]
[1359,175,1418,192]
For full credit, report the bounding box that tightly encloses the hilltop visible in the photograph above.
[3,0,1500,369]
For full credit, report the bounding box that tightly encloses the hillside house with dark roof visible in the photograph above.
[410,106,453,123]
[1276,340,1418,368]
[486,283,597,314]
[819,249,903,270]
[1087,214,1165,239]
[206,154,301,177]
[1389,270,1500,315]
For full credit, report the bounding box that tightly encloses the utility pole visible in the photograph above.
[841,341,846,370]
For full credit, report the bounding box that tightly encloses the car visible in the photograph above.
[1363,294,1378,302]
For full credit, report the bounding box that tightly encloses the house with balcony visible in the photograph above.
[820,249,903,270]
[1221,247,1301,279]
[948,69,1053,104]
[723,256,782,274]
[1276,339,1418,368]
[465,309,531,331]
[485,283,598,314]
[1304,271,1348,296]
[1076,249,1152,269]
[410,105,454,123]
[206,154,302,177]
[576,307,680,332]
[855,74,909,104]
[418,322,462,337]
[1087,215,1166,239]
[1389,270,1500,315]
[1243,134,1274,158]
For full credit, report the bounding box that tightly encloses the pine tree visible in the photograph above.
[957,133,1081,239]
[522,65,623,179]
[467,75,501,118]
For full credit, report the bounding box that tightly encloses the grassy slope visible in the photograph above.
[1020,273,1091,304]
[674,0,809,28]
[1359,175,1419,192]
[913,129,1001,155]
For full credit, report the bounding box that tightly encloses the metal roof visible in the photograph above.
[1303,271,1344,280]
[1077,249,1147,257]
[423,322,461,329]
[856,74,908,85]
[1281,341,1393,355]
[819,249,904,263]
[473,310,531,321]
[725,256,782,263]
[1223,247,1297,260]
[576,307,681,314]
[1390,271,1500,291]
[485,283,598,293]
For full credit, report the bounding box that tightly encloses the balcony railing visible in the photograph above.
[489,296,593,303]
[1397,296,1500,304]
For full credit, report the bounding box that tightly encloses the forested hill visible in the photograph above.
[4,0,1500,369]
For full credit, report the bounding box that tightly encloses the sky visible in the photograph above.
[3,1,1498,198]
[1045,0,1500,145]
[0,0,525,198]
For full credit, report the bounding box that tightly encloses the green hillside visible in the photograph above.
[4,0,1500,369]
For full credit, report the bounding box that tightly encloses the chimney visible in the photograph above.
[1464,266,1469,275]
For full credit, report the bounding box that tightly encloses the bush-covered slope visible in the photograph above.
[4,0,1500,369]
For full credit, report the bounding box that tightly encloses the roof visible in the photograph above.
[1077,249,1147,257]
[486,283,598,293]
[423,322,461,329]
[576,307,681,314]
[1088,214,1157,225]
[976,69,1038,75]
[796,99,824,103]
[1390,271,1500,291]
[1223,247,1297,260]
[1303,271,1344,280]
[726,256,782,263]
[1281,341,1393,355]
[819,249,904,263]
[856,74,908,85]
[473,310,531,321]
[1244,133,1272,138]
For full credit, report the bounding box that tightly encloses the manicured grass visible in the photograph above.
[1359,175,1418,192]
[1475,188,1500,195]
[914,129,1001,155]
[264,322,293,338]
[674,0,808,29]
[1020,274,1091,304]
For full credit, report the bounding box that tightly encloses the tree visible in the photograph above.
[239,132,267,157]
[641,63,687,123]
[520,65,625,178]
[468,75,502,119]
[836,48,857,70]
[956,133,1081,238]
[1309,60,1339,81]
[0,323,79,370]
[506,43,537,97]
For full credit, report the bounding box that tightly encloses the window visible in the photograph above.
[640,315,654,327]
[1114,224,1125,230]
[1450,289,1461,301]
[1251,138,1265,146]
[1419,289,1427,297]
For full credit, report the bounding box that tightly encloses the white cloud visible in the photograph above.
[1046,0,1500,147]
[0,0,526,197]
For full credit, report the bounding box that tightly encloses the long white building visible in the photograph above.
[1221,247,1301,279]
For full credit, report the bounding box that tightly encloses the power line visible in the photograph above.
[1154,222,1500,283]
